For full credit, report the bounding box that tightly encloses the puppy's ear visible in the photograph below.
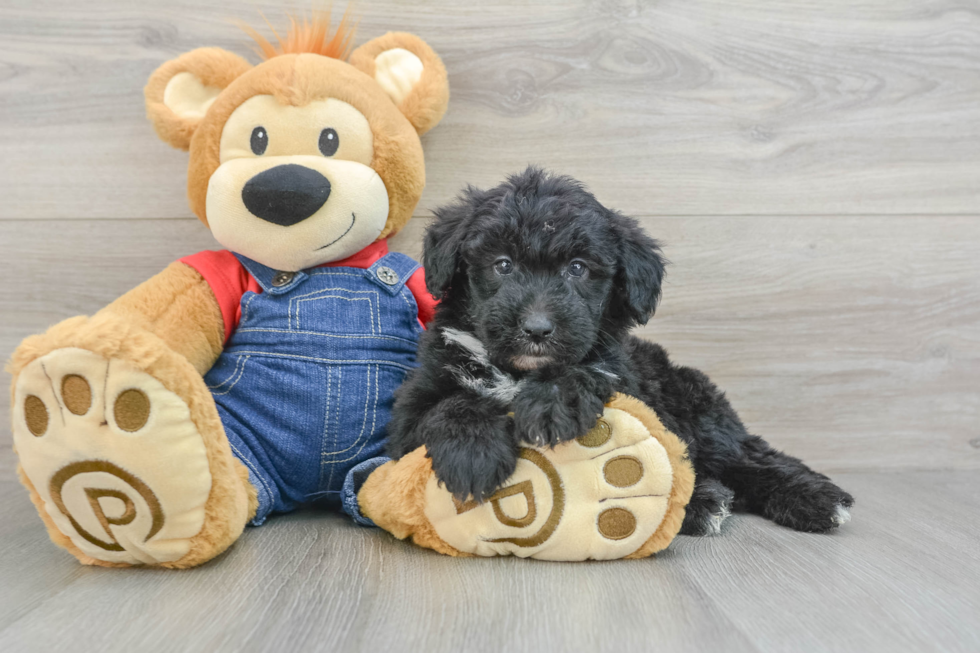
[610,211,667,325]
[424,189,482,299]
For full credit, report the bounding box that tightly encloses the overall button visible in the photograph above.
[272,271,295,287]
[376,266,399,285]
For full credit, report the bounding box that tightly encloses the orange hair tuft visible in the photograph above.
[241,6,357,61]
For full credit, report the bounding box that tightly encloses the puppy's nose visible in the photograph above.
[241,164,331,226]
[522,313,555,339]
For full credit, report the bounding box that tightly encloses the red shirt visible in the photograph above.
[181,241,437,343]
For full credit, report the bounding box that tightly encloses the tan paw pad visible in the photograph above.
[424,406,676,560]
[12,348,213,565]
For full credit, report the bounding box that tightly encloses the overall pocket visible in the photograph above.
[288,286,382,334]
[317,363,407,492]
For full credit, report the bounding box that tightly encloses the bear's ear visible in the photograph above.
[145,48,252,150]
[349,32,449,135]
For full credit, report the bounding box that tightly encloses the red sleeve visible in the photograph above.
[179,250,261,343]
[405,267,438,328]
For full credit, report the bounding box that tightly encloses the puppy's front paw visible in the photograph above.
[428,436,519,504]
[513,380,604,447]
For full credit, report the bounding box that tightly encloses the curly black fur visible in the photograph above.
[388,166,854,535]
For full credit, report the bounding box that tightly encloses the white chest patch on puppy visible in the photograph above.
[441,328,525,404]
[591,365,620,380]
[442,328,489,363]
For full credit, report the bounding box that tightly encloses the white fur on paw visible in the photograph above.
[833,504,851,526]
[12,348,213,565]
[704,501,732,536]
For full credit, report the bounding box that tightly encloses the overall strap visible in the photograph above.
[233,254,309,295]
[363,252,420,296]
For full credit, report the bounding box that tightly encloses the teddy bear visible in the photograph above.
[8,16,692,567]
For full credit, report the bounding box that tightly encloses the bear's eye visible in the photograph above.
[319,128,339,156]
[250,127,268,155]
[566,260,588,278]
[493,257,514,276]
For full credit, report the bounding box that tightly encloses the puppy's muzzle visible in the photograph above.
[241,164,332,227]
[522,312,555,341]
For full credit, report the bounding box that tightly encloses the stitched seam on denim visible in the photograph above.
[334,366,342,452]
[233,328,418,346]
[288,286,379,314]
[327,367,344,488]
[240,292,260,325]
[322,365,371,460]
[223,351,415,372]
[323,365,352,491]
[318,367,335,491]
[397,287,424,335]
[241,292,258,323]
[288,287,380,331]
[325,363,380,465]
[206,355,250,395]
[228,441,275,509]
[305,271,365,277]
[307,261,412,296]
[295,295,376,333]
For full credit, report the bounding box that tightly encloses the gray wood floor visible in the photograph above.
[1,445,978,653]
[2,0,980,651]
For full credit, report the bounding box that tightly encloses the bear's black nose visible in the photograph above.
[522,313,555,340]
[241,164,331,226]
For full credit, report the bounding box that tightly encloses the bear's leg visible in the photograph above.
[10,317,255,568]
[360,395,696,560]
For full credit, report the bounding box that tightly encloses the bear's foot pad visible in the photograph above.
[425,405,676,560]
[12,348,213,565]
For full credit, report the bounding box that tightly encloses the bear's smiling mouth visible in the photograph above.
[315,213,356,251]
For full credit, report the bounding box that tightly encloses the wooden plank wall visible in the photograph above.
[1,0,978,472]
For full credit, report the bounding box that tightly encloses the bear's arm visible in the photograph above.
[93,261,225,375]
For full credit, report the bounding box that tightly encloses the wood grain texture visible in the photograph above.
[2,0,980,219]
[2,3,979,651]
[2,215,978,472]
[0,443,977,653]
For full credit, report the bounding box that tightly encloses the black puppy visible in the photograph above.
[388,167,853,535]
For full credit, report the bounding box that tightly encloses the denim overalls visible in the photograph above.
[203,252,423,525]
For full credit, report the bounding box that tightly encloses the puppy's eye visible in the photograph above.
[493,258,514,275]
[319,128,339,156]
[567,260,588,278]
[250,126,268,155]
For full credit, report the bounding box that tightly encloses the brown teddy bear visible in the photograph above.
[8,16,692,567]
